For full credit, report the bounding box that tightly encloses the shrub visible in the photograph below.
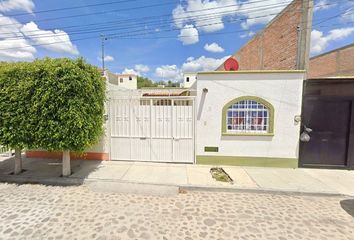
[0,58,106,175]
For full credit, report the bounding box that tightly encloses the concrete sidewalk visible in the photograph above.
[0,157,353,196]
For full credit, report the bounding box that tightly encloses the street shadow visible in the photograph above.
[340,199,354,217]
[0,156,103,186]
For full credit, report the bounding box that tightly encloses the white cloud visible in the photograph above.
[239,0,291,29]
[178,24,199,45]
[155,65,182,81]
[204,42,224,53]
[311,28,354,54]
[0,14,36,61]
[20,21,79,55]
[172,0,293,44]
[173,0,239,33]
[181,55,229,72]
[240,31,255,38]
[121,65,150,76]
[135,64,150,73]
[0,38,36,61]
[0,0,34,13]
[314,0,335,12]
[122,68,139,75]
[0,14,79,60]
[154,55,229,82]
[98,55,114,62]
[342,7,354,22]
[104,55,114,62]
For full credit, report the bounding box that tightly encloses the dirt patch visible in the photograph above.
[210,167,233,184]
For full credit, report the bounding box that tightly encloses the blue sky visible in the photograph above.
[0,0,354,82]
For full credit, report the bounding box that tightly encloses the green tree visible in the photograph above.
[0,58,106,176]
[0,61,35,174]
[137,76,157,88]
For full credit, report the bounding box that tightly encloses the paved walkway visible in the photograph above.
[0,157,354,196]
[0,183,353,240]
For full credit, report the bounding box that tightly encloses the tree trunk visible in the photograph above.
[62,150,71,177]
[14,148,22,175]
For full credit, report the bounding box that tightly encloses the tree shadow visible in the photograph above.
[340,199,354,217]
[0,156,103,186]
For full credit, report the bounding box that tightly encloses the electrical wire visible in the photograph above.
[0,0,343,41]
[0,0,351,51]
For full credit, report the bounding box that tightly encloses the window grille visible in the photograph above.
[226,100,270,133]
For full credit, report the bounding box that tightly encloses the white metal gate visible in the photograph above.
[109,95,195,163]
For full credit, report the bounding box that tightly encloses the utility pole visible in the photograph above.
[297,0,314,71]
[101,34,106,75]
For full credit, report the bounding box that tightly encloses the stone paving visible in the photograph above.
[0,183,353,240]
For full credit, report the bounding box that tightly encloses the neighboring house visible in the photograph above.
[216,0,313,71]
[106,71,137,89]
[182,73,197,88]
[308,43,354,79]
[299,43,354,169]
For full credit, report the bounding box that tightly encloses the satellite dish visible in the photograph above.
[224,57,239,71]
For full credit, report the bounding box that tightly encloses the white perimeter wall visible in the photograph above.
[196,72,304,159]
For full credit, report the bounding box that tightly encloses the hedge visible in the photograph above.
[0,58,106,153]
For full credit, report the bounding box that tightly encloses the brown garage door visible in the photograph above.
[300,80,354,169]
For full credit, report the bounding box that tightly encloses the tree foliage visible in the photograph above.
[0,58,106,152]
[137,76,157,88]
[0,61,35,149]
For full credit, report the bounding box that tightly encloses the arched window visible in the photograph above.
[222,96,274,135]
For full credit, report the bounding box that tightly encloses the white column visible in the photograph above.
[62,150,71,177]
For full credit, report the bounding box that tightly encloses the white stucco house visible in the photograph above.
[106,71,137,89]
[27,70,305,168]
[182,73,197,88]
[195,70,305,167]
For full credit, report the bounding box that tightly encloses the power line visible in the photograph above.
[0,15,351,52]
[0,0,145,18]
[0,0,343,41]
[0,0,351,51]
[0,0,341,40]
[2,0,329,28]
[0,0,290,36]
[3,3,295,40]
[0,1,177,27]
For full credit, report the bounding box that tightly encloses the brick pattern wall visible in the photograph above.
[217,0,304,71]
[308,44,354,78]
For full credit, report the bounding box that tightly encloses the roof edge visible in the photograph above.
[310,42,354,60]
[198,70,306,75]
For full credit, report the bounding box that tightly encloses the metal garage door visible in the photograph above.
[109,96,195,163]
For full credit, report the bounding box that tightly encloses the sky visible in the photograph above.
[0,0,354,82]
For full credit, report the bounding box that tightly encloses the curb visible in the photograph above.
[179,185,348,198]
[0,174,349,197]
[0,175,83,186]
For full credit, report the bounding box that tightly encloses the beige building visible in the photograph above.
[106,71,137,89]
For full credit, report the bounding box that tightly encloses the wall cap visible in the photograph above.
[198,70,306,75]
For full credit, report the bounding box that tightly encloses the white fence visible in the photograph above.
[109,94,195,163]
